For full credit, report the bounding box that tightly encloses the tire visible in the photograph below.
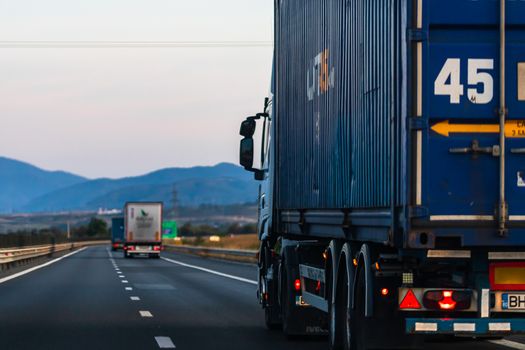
[264,305,281,330]
[351,268,367,350]
[329,269,344,350]
[280,261,297,337]
[342,267,366,350]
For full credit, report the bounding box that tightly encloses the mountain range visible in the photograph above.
[0,157,258,213]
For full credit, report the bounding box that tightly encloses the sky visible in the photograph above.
[0,0,273,178]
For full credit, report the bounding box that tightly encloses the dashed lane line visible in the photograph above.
[139,310,153,318]
[489,340,525,350]
[161,257,257,285]
[155,336,176,349]
[125,287,133,291]
[0,248,87,285]
[130,296,140,301]
[122,280,129,283]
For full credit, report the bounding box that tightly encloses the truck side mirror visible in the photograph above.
[239,137,254,169]
[240,119,256,138]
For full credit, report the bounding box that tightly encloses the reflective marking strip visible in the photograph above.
[415,0,423,205]
[489,339,525,350]
[417,0,422,29]
[427,250,471,258]
[415,323,437,332]
[489,252,525,260]
[416,131,422,205]
[481,289,490,318]
[430,215,494,221]
[489,323,511,331]
[161,257,257,285]
[155,336,176,349]
[130,296,140,301]
[139,311,153,318]
[0,248,87,285]
[454,323,475,332]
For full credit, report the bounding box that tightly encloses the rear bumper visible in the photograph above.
[406,318,525,335]
[127,250,160,255]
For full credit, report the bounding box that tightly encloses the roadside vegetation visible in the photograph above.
[0,218,110,248]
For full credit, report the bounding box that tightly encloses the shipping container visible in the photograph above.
[124,202,163,258]
[110,217,125,251]
[239,0,525,348]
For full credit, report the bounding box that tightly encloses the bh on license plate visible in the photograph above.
[502,293,525,310]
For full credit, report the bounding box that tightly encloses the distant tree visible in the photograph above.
[179,222,194,236]
[86,218,108,237]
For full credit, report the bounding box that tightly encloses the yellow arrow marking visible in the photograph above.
[431,120,525,138]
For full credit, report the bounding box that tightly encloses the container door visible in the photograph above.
[421,0,525,225]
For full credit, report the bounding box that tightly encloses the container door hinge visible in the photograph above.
[409,206,429,219]
[408,29,428,42]
[409,116,428,131]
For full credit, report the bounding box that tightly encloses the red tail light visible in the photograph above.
[399,289,422,309]
[153,246,161,251]
[423,290,471,310]
[439,291,457,310]
[294,279,301,292]
[127,246,135,251]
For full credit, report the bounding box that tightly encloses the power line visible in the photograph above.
[0,40,273,48]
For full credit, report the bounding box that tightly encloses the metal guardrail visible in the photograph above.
[164,244,257,263]
[0,241,109,265]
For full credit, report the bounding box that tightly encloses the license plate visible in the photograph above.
[136,246,151,251]
[502,293,525,310]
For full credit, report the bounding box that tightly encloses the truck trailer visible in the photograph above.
[111,217,125,251]
[239,0,525,349]
[123,202,163,258]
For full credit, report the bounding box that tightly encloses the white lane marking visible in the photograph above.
[139,310,153,317]
[155,336,176,349]
[122,280,129,283]
[0,248,87,285]
[119,275,125,278]
[130,296,140,301]
[125,287,133,291]
[161,257,257,285]
[489,339,525,350]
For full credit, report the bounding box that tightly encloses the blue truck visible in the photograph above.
[239,0,525,349]
[111,217,125,251]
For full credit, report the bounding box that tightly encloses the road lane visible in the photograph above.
[0,245,519,350]
[0,246,157,349]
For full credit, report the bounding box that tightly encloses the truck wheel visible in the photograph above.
[264,306,281,330]
[329,270,344,350]
[342,267,367,350]
[280,261,296,337]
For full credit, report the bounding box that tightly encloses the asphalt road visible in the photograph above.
[0,245,522,350]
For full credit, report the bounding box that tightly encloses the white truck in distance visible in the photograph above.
[124,202,163,258]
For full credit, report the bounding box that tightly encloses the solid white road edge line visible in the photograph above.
[488,339,525,350]
[155,336,176,349]
[161,257,257,285]
[0,247,87,285]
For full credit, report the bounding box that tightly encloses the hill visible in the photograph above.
[0,157,87,212]
[21,163,257,212]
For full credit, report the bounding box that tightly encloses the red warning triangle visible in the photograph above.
[399,289,422,309]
